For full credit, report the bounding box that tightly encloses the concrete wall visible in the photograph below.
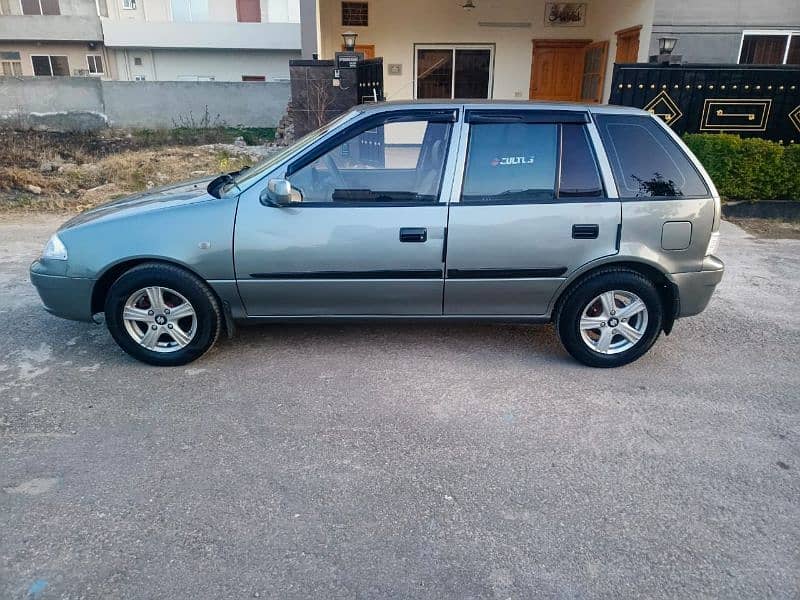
[111,47,299,81]
[317,0,653,103]
[0,76,290,130]
[102,80,290,127]
[650,0,800,62]
[0,76,106,129]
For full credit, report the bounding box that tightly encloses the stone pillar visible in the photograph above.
[288,60,360,137]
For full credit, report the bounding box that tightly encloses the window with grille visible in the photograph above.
[1,52,22,77]
[416,46,493,99]
[87,55,103,74]
[739,32,800,65]
[31,55,69,77]
[122,0,136,9]
[580,41,608,103]
[341,1,367,26]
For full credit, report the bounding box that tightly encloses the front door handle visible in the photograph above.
[572,224,599,239]
[399,227,427,243]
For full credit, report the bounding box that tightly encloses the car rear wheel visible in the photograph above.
[556,269,663,368]
[104,263,221,366]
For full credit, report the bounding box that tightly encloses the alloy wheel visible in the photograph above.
[579,289,649,355]
[122,286,197,353]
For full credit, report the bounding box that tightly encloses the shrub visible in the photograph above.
[783,143,800,200]
[683,133,798,201]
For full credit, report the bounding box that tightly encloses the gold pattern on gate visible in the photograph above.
[789,105,800,134]
[700,99,772,132]
[643,91,683,127]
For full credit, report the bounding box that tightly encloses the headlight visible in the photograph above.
[706,231,720,256]
[42,234,68,261]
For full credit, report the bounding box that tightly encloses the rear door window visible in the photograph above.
[595,114,709,198]
[461,123,558,203]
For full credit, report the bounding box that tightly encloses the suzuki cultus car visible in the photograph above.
[31,101,724,368]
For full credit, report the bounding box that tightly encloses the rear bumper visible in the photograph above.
[30,260,95,322]
[672,256,724,318]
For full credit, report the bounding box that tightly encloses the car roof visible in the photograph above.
[356,99,649,116]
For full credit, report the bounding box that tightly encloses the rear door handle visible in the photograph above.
[399,227,427,243]
[572,224,599,239]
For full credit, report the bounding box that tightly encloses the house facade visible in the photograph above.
[300,0,799,104]
[0,0,109,78]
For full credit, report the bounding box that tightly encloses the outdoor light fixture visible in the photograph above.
[462,0,476,11]
[658,37,678,55]
[341,31,358,52]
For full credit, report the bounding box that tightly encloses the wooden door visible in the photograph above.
[615,25,641,63]
[529,40,590,101]
[580,40,609,103]
[341,44,375,59]
[236,0,260,22]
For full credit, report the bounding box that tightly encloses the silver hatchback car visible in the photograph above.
[31,101,723,368]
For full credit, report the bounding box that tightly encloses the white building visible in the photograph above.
[102,0,301,81]
[0,0,301,81]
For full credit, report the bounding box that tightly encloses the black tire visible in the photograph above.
[104,262,221,366]
[555,269,663,368]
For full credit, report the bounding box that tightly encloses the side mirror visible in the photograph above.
[261,178,300,207]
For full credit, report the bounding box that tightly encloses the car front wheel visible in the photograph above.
[556,269,663,368]
[104,263,221,366]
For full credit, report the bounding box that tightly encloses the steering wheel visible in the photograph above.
[308,155,347,202]
[323,154,347,190]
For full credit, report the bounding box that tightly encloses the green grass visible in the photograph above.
[130,126,275,147]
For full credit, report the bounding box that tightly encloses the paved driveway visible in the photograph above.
[1,214,798,599]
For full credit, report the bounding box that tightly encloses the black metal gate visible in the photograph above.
[356,58,385,104]
[609,63,800,142]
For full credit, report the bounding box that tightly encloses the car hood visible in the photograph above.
[60,178,216,230]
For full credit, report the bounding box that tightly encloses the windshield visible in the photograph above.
[221,109,361,195]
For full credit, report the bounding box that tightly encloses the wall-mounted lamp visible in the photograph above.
[658,37,678,55]
[462,0,476,10]
[342,31,358,52]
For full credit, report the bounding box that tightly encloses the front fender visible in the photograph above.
[60,196,239,282]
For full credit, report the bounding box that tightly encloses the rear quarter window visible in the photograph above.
[594,114,709,198]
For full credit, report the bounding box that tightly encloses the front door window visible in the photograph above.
[416,46,493,99]
[287,118,452,205]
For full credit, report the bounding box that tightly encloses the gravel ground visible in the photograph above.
[1,214,798,599]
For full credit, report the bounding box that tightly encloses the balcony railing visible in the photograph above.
[100,19,301,50]
[0,15,102,41]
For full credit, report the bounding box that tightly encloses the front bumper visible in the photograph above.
[671,256,725,318]
[30,260,95,322]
